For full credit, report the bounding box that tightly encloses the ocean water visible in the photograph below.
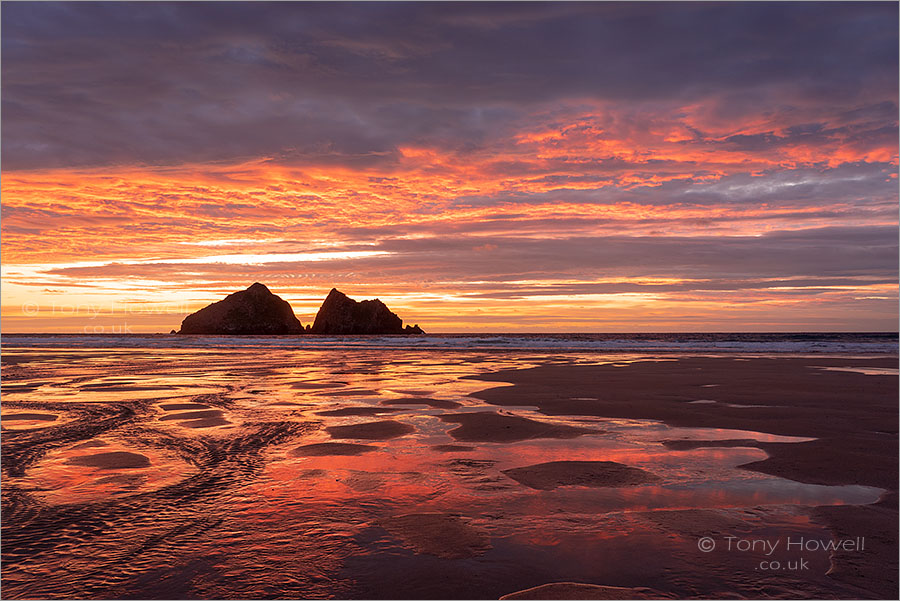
[2,331,897,353]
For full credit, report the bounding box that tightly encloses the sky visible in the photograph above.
[1,1,897,333]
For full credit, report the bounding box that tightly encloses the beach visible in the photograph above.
[1,335,897,599]
[471,355,898,598]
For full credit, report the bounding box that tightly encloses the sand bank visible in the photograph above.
[326,420,415,440]
[290,442,379,456]
[472,355,898,598]
[502,460,659,491]
[66,451,150,469]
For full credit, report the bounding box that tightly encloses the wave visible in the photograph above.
[2,332,896,353]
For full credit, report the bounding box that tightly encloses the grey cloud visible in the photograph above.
[2,1,897,170]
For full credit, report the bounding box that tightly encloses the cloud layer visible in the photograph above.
[1,2,897,331]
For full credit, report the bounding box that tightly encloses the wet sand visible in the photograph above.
[159,403,212,411]
[431,444,477,453]
[66,451,151,469]
[326,419,416,440]
[379,513,492,559]
[179,416,231,428]
[501,460,659,490]
[71,440,110,449]
[290,442,379,456]
[470,357,898,489]
[471,356,899,597]
[2,348,896,599]
[316,407,402,417]
[661,438,762,450]
[500,582,664,600]
[381,397,463,409]
[638,508,752,538]
[158,409,223,421]
[439,412,599,442]
[1,413,58,422]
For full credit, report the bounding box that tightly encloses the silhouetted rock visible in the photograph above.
[310,288,424,335]
[178,283,305,335]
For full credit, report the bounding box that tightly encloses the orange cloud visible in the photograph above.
[2,100,896,332]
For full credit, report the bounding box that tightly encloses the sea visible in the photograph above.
[1,331,897,353]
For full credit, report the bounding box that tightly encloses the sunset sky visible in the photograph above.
[2,1,897,333]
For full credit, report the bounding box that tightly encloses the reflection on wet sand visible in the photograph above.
[0,347,889,599]
[20,437,198,505]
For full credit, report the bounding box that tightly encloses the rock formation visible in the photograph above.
[175,284,425,335]
[310,288,424,335]
[178,283,305,335]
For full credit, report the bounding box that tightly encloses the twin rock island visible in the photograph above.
[176,283,424,335]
